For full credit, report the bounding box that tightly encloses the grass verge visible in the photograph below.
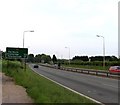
[2,60,98,104]
[62,64,109,71]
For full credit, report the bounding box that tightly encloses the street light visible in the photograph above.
[23,30,34,48]
[22,30,34,71]
[65,46,70,64]
[96,35,105,68]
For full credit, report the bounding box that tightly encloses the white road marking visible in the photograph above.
[32,67,104,105]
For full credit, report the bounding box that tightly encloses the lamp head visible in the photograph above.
[30,30,34,32]
[96,35,100,37]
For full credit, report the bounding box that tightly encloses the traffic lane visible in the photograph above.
[29,64,119,104]
[30,64,118,88]
[34,68,118,104]
[30,64,118,92]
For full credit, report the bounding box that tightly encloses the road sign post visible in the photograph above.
[6,47,28,71]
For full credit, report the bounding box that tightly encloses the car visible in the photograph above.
[33,64,39,68]
[109,66,120,73]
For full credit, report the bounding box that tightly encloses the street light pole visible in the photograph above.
[96,35,105,68]
[65,47,70,64]
[23,30,34,48]
[22,30,34,71]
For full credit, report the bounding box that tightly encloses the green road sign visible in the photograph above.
[6,47,28,59]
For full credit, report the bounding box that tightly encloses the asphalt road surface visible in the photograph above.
[29,64,119,105]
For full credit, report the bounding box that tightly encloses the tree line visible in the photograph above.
[72,56,119,61]
[27,53,58,64]
[1,51,120,64]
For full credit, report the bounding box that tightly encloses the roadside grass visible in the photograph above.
[0,59,2,72]
[2,60,97,104]
[62,64,109,71]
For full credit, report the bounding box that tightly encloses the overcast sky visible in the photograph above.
[0,0,119,59]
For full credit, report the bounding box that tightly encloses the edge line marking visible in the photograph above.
[30,65,104,105]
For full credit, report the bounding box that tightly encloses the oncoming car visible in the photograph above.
[109,66,120,73]
[33,64,39,68]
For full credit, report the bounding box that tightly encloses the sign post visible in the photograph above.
[6,47,28,71]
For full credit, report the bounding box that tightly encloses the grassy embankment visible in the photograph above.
[0,59,2,72]
[62,64,109,71]
[2,60,97,104]
[61,60,120,71]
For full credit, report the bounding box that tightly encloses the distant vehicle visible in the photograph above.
[33,64,39,68]
[109,66,120,73]
[54,64,58,68]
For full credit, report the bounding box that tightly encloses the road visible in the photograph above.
[29,64,119,105]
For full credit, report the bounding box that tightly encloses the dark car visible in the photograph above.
[109,66,120,73]
[33,65,39,68]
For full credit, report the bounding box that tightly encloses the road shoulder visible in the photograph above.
[1,72,33,103]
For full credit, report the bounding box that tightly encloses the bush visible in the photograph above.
[63,60,120,66]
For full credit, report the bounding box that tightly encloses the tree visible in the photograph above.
[34,54,42,63]
[72,56,80,61]
[41,54,52,63]
[111,56,118,61]
[41,54,46,63]
[52,54,57,64]
[89,56,118,61]
[72,56,89,61]
[80,56,89,61]
[27,54,34,62]
[2,52,5,59]
[89,56,103,61]
[31,54,52,63]
[46,55,52,63]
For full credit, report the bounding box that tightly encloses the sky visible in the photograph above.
[0,0,119,59]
